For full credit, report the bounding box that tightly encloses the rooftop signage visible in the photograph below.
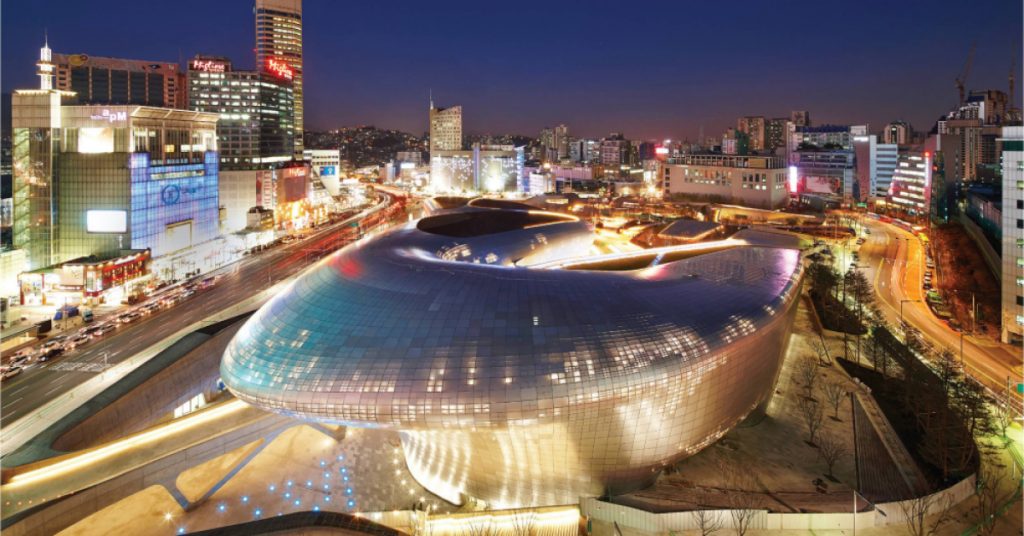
[266,58,293,81]
[90,109,127,123]
[191,59,228,73]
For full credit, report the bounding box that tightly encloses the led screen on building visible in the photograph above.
[86,209,128,233]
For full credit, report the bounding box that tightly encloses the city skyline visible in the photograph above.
[2,0,1022,140]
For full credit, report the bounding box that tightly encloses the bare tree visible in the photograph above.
[693,508,723,536]
[900,493,955,536]
[724,467,761,536]
[974,458,1016,536]
[797,396,824,445]
[796,356,820,399]
[509,510,535,536]
[822,380,846,420]
[816,433,848,479]
[993,391,1014,440]
[461,518,493,536]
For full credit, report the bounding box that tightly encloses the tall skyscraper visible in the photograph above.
[429,102,462,154]
[554,124,569,160]
[255,0,303,158]
[1000,126,1023,343]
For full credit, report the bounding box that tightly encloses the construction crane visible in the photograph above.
[955,43,976,106]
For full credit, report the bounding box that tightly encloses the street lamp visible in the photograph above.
[852,488,887,534]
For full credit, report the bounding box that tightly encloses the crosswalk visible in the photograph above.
[46,361,111,373]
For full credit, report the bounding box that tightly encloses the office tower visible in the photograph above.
[554,124,569,160]
[429,103,462,154]
[1001,126,1023,343]
[255,0,303,158]
[430,144,523,193]
[187,56,294,170]
[888,152,932,217]
[883,121,912,145]
[599,133,630,166]
[49,51,183,108]
[852,135,899,200]
[737,116,766,152]
[765,118,788,153]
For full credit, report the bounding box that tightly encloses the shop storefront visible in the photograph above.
[19,250,152,306]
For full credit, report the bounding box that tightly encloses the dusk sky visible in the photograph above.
[3,0,1022,140]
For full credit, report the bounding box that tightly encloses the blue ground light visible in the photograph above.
[245,449,357,521]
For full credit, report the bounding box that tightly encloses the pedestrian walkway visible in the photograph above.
[851,391,930,498]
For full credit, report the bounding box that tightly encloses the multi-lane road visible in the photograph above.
[856,218,1022,397]
[0,195,405,427]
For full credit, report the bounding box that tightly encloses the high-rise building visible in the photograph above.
[553,124,569,160]
[599,133,630,167]
[430,144,523,193]
[883,121,912,145]
[887,152,932,218]
[1000,126,1023,343]
[50,51,184,108]
[852,135,899,200]
[765,118,788,153]
[255,0,303,158]
[304,149,342,195]
[737,116,766,152]
[429,103,462,154]
[187,55,294,171]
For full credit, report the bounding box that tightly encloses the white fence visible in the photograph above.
[580,474,977,533]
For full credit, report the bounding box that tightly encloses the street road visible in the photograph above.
[857,219,1022,396]
[0,195,403,427]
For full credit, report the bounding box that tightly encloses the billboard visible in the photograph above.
[86,210,128,233]
[278,166,308,203]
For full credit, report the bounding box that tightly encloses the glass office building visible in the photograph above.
[222,204,805,508]
[12,93,220,270]
[187,56,294,171]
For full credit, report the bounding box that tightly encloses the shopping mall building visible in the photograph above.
[11,90,222,304]
[222,201,805,508]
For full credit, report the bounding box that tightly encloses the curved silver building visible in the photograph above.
[222,206,804,508]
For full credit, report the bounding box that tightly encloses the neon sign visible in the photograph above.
[90,109,127,123]
[266,58,294,80]
[191,59,227,73]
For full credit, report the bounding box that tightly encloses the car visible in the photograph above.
[68,334,91,348]
[95,324,117,336]
[10,353,31,366]
[180,289,196,300]
[41,337,66,349]
[2,366,22,380]
[38,347,64,362]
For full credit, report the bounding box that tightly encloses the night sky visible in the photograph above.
[3,0,1022,140]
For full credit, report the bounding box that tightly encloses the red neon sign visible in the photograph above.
[266,58,294,81]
